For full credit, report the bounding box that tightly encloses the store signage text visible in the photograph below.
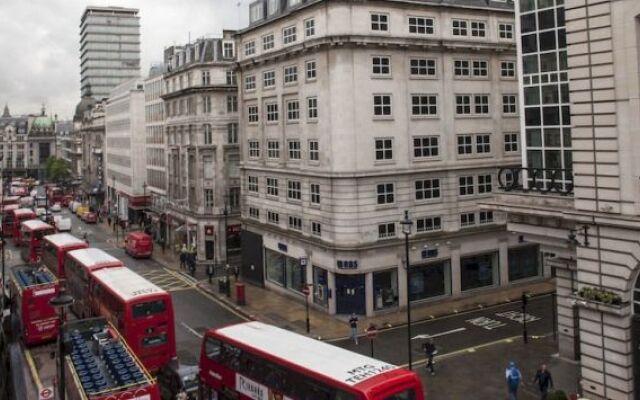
[337,260,358,269]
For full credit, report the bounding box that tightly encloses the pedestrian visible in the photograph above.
[179,244,187,270]
[349,313,359,345]
[175,388,187,400]
[505,361,522,400]
[532,364,554,400]
[423,338,437,375]
[188,252,196,277]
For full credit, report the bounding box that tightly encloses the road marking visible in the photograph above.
[24,348,43,390]
[495,310,541,324]
[466,316,508,330]
[412,327,466,340]
[180,322,203,339]
[193,285,251,322]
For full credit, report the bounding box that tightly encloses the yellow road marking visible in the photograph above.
[24,348,43,390]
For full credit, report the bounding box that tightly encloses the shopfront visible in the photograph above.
[372,269,398,311]
[508,245,541,282]
[265,248,306,293]
[460,252,499,292]
[410,260,452,302]
[312,266,329,308]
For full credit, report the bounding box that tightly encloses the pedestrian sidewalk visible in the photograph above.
[195,277,554,341]
[419,335,580,400]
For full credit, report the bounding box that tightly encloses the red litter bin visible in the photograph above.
[235,282,246,305]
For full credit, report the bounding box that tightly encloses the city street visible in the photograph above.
[4,209,246,366]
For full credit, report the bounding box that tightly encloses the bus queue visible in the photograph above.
[1,180,424,400]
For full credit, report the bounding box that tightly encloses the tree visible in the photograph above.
[44,157,71,184]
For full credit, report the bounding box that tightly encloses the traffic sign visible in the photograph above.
[301,285,310,296]
[39,387,54,400]
[366,325,378,339]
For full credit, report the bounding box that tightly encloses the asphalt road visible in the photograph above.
[5,208,245,366]
[333,294,554,367]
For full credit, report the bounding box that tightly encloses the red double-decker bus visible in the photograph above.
[1,195,21,206]
[20,219,55,263]
[199,321,425,400]
[64,317,160,400]
[9,264,60,346]
[12,208,37,245]
[1,203,19,236]
[47,186,64,204]
[41,233,89,279]
[64,248,123,319]
[89,266,176,372]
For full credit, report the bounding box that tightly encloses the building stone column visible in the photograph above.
[450,245,461,296]
[327,270,336,315]
[499,239,509,286]
[365,272,374,317]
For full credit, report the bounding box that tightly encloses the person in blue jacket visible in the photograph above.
[505,361,522,400]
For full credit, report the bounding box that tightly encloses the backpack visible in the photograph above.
[507,368,521,388]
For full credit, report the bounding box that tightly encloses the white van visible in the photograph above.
[54,216,72,232]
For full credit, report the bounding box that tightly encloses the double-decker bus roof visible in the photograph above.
[67,248,121,268]
[22,219,53,231]
[44,233,86,247]
[13,208,35,217]
[91,267,165,301]
[214,321,398,386]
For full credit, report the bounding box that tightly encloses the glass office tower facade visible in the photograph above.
[80,6,141,99]
[517,0,572,190]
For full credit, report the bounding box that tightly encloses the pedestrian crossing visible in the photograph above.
[138,268,196,292]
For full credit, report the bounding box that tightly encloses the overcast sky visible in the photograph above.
[0,0,250,120]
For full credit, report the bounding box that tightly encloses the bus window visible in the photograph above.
[383,389,416,400]
[205,337,222,360]
[133,299,166,318]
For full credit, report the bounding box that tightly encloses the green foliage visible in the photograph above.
[547,390,568,400]
[578,286,622,305]
[44,157,71,184]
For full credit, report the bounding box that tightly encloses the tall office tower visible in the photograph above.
[80,6,141,100]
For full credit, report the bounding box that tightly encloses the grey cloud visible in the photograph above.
[0,0,249,120]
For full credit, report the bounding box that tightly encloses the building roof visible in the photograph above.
[242,0,513,32]
[32,115,54,130]
[67,248,121,268]
[73,96,97,122]
[215,321,398,386]
[91,267,165,301]
[44,233,86,248]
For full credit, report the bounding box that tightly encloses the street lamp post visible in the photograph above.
[400,210,413,370]
[142,181,147,228]
[223,193,229,265]
[302,284,311,333]
[50,290,74,400]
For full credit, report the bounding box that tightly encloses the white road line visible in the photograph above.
[180,321,203,338]
[412,327,467,340]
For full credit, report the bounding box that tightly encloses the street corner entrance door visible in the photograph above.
[335,273,365,315]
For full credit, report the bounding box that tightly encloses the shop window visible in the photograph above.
[312,266,328,307]
[265,248,306,292]
[508,245,540,282]
[373,269,398,310]
[461,252,497,291]
[409,260,451,301]
[265,248,286,286]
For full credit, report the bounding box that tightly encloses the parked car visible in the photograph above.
[34,207,46,217]
[50,203,62,212]
[76,205,89,217]
[125,231,153,258]
[61,195,73,207]
[53,216,71,232]
[81,212,97,224]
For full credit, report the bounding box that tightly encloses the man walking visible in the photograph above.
[423,338,437,375]
[505,361,522,400]
[532,364,554,400]
[349,313,359,345]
